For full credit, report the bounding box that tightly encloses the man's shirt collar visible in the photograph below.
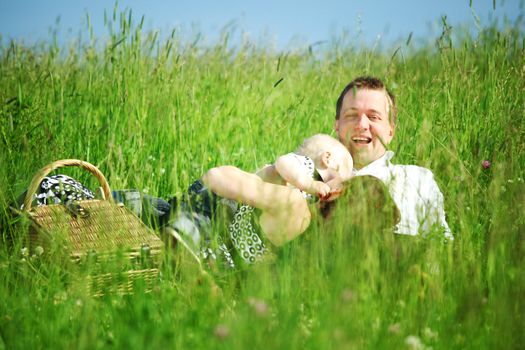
[354,150,395,175]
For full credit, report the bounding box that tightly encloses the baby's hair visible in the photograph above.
[295,134,353,177]
[295,134,339,158]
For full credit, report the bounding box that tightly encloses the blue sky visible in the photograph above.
[0,0,523,50]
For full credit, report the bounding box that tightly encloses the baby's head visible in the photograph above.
[296,134,353,183]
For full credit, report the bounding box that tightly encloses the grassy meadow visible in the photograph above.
[1,8,524,349]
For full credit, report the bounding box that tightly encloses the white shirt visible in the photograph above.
[354,151,453,239]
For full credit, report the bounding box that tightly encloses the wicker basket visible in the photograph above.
[22,159,165,295]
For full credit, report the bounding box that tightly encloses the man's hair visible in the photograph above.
[335,76,397,125]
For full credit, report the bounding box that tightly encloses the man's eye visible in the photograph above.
[369,114,380,120]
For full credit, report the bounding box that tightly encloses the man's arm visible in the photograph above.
[254,164,285,185]
[420,170,453,240]
[274,153,330,197]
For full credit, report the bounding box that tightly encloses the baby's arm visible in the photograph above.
[274,154,330,197]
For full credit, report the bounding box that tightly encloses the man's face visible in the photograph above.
[335,89,394,169]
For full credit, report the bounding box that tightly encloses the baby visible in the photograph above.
[246,133,352,200]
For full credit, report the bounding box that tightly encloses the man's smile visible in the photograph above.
[351,136,372,144]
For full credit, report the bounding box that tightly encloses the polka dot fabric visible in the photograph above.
[31,174,95,207]
[228,205,268,263]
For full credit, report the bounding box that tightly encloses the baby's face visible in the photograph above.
[331,146,354,181]
[317,146,353,199]
[315,143,353,192]
[317,149,353,202]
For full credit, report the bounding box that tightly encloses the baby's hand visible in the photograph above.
[306,180,331,199]
[320,188,343,202]
[320,177,344,202]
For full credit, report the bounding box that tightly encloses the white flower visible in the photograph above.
[423,327,438,340]
[388,323,401,334]
[214,324,229,339]
[35,246,44,256]
[405,335,425,350]
[247,297,269,317]
[340,288,356,302]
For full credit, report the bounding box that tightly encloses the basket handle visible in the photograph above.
[24,159,112,211]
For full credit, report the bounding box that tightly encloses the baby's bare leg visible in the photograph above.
[202,166,311,246]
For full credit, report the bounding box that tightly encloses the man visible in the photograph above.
[334,76,452,239]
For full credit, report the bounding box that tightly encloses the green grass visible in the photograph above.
[1,8,524,349]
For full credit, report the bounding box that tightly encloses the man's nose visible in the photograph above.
[355,114,370,130]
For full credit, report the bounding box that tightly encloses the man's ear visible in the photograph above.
[320,151,332,168]
[334,120,339,133]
